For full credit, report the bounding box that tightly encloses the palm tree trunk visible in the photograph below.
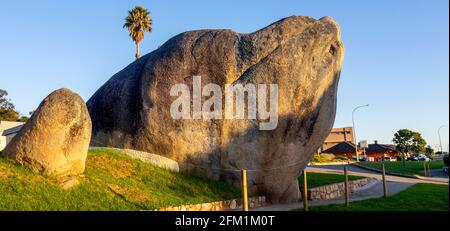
[135,42,140,60]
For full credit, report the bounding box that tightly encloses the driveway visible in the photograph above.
[252,181,414,211]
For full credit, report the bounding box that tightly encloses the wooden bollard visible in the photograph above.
[382,163,388,198]
[423,161,427,176]
[242,169,249,211]
[344,166,349,207]
[428,161,431,177]
[302,170,308,211]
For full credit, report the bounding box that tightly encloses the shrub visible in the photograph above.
[334,156,348,161]
[311,153,336,163]
[318,153,335,162]
[312,155,321,162]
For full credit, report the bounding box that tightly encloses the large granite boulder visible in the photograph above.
[2,88,92,177]
[87,16,344,202]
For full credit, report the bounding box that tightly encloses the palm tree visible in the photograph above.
[123,6,152,60]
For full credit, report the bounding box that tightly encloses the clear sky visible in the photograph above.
[0,0,448,151]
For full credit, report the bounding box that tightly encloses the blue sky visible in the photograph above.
[0,0,448,150]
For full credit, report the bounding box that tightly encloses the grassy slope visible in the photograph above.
[356,161,444,176]
[0,148,240,210]
[299,172,365,189]
[306,183,449,211]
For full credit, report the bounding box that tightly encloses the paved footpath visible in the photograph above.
[251,164,448,211]
[307,164,448,184]
[252,181,413,211]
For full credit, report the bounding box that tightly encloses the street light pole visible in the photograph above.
[438,125,448,153]
[352,104,369,162]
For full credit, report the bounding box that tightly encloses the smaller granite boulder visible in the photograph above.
[2,88,92,177]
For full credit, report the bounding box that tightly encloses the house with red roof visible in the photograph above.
[321,140,400,162]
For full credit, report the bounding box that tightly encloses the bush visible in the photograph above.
[312,153,335,163]
[334,156,348,161]
[311,154,351,163]
[312,155,321,162]
[320,153,335,160]
[443,154,449,167]
[312,153,336,163]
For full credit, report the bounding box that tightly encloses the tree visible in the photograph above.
[0,89,19,121]
[411,132,427,153]
[425,145,435,157]
[123,6,152,60]
[0,89,29,122]
[0,89,13,109]
[393,129,427,154]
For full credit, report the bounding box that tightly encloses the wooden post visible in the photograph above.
[302,170,308,211]
[241,169,249,211]
[423,161,427,176]
[427,161,431,177]
[382,163,388,198]
[344,167,349,207]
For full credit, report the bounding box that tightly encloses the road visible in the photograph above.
[418,169,448,179]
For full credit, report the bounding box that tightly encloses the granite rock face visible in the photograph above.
[2,88,92,177]
[87,16,344,202]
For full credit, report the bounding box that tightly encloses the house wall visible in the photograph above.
[1,134,18,151]
[0,136,6,151]
[6,134,17,144]
[331,152,355,158]
[0,121,24,132]
[366,151,398,162]
[0,121,25,150]
[320,127,354,152]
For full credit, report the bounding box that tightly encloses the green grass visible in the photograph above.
[0,148,240,210]
[299,172,365,188]
[302,183,449,211]
[355,161,444,176]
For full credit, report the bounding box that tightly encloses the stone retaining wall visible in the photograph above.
[307,178,377,200]
[156,196,267,211]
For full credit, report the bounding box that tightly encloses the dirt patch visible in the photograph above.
[0,164,14,179]
[107,183,150,204]
[87,155,135,178]
[57,176,82,190]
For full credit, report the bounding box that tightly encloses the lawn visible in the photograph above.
[0,148,240,210]
[303,183,449,211]
[299,172,365,188]
[355,160,445,176]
